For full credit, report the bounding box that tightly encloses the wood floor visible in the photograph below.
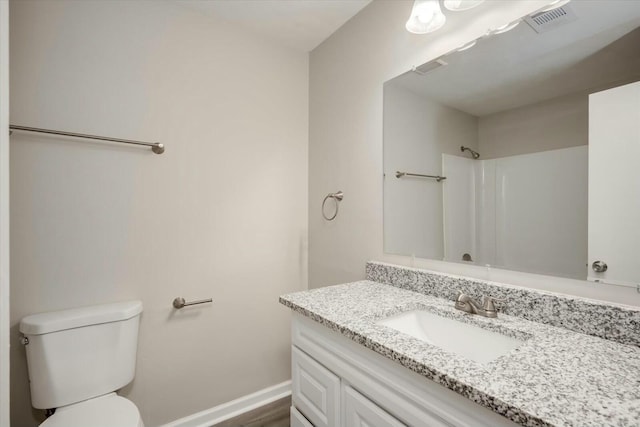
[212,396,291,427]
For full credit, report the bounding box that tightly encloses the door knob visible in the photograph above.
[592,261,608,273]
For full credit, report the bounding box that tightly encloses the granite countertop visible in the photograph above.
[280,280,640,427]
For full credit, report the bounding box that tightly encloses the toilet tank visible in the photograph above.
[19,300,143,409]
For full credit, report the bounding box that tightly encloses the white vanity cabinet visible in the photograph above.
[291,406,315,427]
[290,313,520,427]
[292,346,340,427]
[343,385,405,427]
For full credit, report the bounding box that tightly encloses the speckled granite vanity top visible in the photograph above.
[280,272,640,427]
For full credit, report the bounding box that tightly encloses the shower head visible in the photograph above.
[461,146,480,159]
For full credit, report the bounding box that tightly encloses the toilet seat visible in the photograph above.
[40,393,143,427]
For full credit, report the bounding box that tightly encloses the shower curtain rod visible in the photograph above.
[9,124,165,154]
[395,171,446,182]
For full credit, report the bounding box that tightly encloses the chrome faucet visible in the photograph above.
[454,290,504,318]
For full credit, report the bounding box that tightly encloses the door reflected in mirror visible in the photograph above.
[383,1,640,284]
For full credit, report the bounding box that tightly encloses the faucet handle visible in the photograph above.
[455,289,468,301]
[482,296,505,312]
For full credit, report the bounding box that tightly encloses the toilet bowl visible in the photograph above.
[20,300,144,427]
[40,394,143,427]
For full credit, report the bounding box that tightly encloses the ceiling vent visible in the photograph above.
[525,5,577,33]
[412,59,448,75]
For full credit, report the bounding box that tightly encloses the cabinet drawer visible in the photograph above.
[292,346,340,427]
[291,405,315,427]
[344,385,405,427]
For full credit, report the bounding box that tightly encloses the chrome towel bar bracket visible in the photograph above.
[172,297,213,309]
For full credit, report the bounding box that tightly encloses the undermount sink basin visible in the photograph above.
[376,310,525,364]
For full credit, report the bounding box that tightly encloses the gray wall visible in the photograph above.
[479,92,588,159]
[308,0,548,287]
[307,0,640,306]
[9,1,308,425]
[0,2,9,426]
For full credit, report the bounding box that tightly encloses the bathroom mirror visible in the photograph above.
[383,1,640,285]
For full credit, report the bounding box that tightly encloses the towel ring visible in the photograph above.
[322,191,344,221]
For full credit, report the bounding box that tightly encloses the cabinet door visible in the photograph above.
[292,346,340,427]
[343,385,406,427]
[291,406,315,427]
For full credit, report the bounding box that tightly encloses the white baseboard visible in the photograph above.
[159,380,292,427]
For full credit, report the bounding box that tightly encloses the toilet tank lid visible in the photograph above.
[20,300,143,336]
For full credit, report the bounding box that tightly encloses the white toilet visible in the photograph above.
[20,300,144,427]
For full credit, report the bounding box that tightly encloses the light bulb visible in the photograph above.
[406,0,446,34]
[417,11,434,24]
[456,40,477,52]
[489,20,520,35]
[443,0,485,12]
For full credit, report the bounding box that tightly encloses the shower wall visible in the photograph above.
[443,146,588,279]
[9,1,308,426]
[442,154,476,264]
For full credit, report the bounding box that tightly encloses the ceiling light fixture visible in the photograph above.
[406,0,447,35]
[456,40,477,52]
[443,0,485,12]
[489,20,521,35]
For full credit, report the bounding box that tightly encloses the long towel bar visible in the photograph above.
[395,171,446,182]
[9,124,165,154]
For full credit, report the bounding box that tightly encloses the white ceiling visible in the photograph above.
[176,0,372,52]
[389,1,640,116]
